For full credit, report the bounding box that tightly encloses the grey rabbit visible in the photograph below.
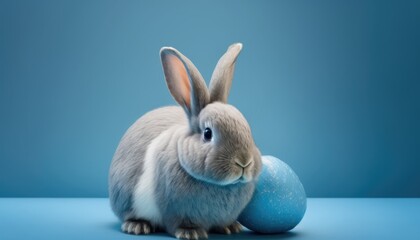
[109,43,262,240]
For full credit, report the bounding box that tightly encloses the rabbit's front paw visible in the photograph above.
[175,227,208,240]
[121,219,152,235]
[211,221,242,234]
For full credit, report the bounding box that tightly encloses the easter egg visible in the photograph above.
[238,155,306,233]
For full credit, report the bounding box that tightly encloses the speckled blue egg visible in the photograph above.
[238,155,306,233]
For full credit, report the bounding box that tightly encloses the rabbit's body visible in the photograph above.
[109,43,262,239]
[110,105,255,233]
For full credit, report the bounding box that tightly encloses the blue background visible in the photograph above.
[1,0,419,197]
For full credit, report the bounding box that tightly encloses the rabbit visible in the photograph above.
[108,43,262,240]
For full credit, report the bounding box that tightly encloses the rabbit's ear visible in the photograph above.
[209,43,243,103]
[160,47,209,120]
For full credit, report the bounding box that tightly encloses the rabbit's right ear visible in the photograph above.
[209,43,243,103]
[160,47,209,128]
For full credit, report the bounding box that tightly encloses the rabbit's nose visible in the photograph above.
[235,159,252,168]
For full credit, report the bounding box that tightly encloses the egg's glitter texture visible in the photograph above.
[238,155,306,233]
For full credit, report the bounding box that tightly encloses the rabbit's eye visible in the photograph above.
[203,127,212,141]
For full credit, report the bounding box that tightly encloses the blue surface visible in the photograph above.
[1,0,420,198]
[239,156,306,233]
[0,198,419,240]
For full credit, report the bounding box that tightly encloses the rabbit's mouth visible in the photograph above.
[238,171,253,184]
[213,160,255,185]
[223,167,254,185]
[234,160,255,183]
[179,153,254,186]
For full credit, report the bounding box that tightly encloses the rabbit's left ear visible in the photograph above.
[209,43,243,103]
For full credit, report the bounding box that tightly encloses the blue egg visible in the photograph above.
[238,155,306,233]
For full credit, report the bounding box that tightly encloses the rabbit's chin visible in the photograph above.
[191,174,250,186]
[181,163,252,186]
